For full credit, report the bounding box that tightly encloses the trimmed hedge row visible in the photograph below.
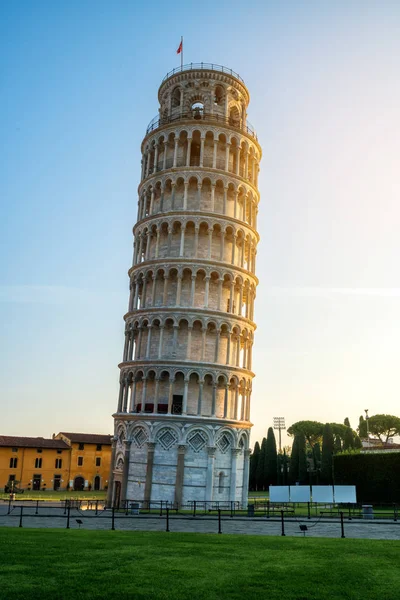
[334,453,400,504]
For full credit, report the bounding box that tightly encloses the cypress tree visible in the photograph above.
[358,415,368,438]
[343,427,354,450]
[265,427,278,488]
[256,437,267,491]
[334,434,342,454]
[298,432,308,484]
[313,442,321,483]
[354,435,363,449]
[249,441,260,490]
[290,436,299,484]
[344,417,351,428]
[321,423,334,484]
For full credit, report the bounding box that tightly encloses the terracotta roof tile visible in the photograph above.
[57,432,112,445]
[0,436,69,449]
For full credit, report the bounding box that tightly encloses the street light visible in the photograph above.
[273,417,286,453]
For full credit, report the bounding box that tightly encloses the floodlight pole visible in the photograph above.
[273,417,286,453]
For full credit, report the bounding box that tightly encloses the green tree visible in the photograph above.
[287,421,324,448]
[256,437,267,490]
[368,414,400,443]
[334,434,342,454]
[321,423,334,484]
[344,417,351,428]
[358,415,368,438]
[354,435,363,449]
[265,428,278,488]
[343,427,354,450]
[249,441,260,490]
[289,436,299,484]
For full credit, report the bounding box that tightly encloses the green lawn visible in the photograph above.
[0,490,106,501]
[0,529,399,600]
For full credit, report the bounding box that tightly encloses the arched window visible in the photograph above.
[191,102,204,119]
[171,87,181,108]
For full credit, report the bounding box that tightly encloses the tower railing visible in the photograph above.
[146,110,257,140]
[161,63,245,84]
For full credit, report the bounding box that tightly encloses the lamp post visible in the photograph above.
[273,417,286,453]
[365,409,370,449]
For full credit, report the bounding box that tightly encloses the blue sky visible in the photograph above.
[1,1,399,445]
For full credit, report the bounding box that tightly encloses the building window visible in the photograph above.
[53,475,61,491]
[96,444,102,451]
[95,457,101,467]
[77,456,83,466]
[57,450,62,454]
[9,457,18,469]
[55,458,62,469]
[78,443,84,450]
[37,448,42,454]
[35,458,42,469]
[12,447,18,453]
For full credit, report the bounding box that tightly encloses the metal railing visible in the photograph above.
[145,111,257,140]
[161,63,245,85]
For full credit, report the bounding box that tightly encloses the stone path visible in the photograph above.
[1,505,399,540]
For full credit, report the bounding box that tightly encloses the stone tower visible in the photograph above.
[108,63,261,508]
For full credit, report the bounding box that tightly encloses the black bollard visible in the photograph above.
[35,500,39,515]
[340,511,345,538]
[280,510,285,536]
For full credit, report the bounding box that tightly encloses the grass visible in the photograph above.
[0,490,106,501]
[0,529,399,600]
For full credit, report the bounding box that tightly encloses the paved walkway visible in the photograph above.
[1,505,399,540]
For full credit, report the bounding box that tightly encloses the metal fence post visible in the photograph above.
[19,506,23,528]
[35,500,39,515]
[280,510,285,536]
[111,506,115,531]
[340,511,345,538]
[66,502,71,529]
[166,507,170,532]
[218,509,222,534]
[160,500,163,517]
[307,502,311,519]
[193,501,196,518]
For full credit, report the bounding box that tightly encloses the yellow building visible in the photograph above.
[54,432,112,491]
[0,432,112,492]
[0,436,71,491]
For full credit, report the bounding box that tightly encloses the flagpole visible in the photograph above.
[181,36,183,68]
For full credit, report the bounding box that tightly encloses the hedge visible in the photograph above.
[333,452,400,504]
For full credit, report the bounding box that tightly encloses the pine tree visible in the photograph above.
[265,427,278,488]
[321,423,334,484]
[344,417,351,428]
[256,437,267,490]
[249,441,260,490]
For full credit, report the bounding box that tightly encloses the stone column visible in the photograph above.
[123,332,129,361]
[176,274,182,305]
[179,227,185,256]
[223,186,228,214]
[167,379,174,414]
[223,384,229,417]
[205,447,216,501]
[199,136,205,167]
[162,144,167,170]
[220,232,225,261]
[153,379,160,414]
[151,275,157,305]
[197,380,204,415]
[163,274,169,305]
[149,190,155,215]
[211,384,217,417]
[190,275,196,305]
[129,380,137,412]
[106,437,117,507]
[117,380,124,412]
[213,140,218,168]
[217,278,223,310]
[182,379,189,415]
[208,230,213,259]
[136,327,143,359]
[230,448,241,502]
[225,143,230,171]
[170,183,176,210]
[183,182,189,209]
[128,331,135,360]
[210,183,216,212]
[204,276,210,308]
[174,445,187,507]
[122,379,130,412]
[194,226,199,255]
[226,333,231,365]
[143,442,156,506]
[173,139,179,167]
[231,235,236,264]
[186,138,192,166]
[145,325,152,358]
[141,276,148,308]
[234,387,239,419]
[121,440,132,505]
[140,379,147,413]
[214,331,220,363]
[158,325,164,358]
[242,450,251,507]
[155,229,160,258]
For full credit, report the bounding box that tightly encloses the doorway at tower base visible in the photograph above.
[114,421,251,507]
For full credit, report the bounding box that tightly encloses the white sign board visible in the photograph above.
[269,486,290,503]
[334,486,357,504]
[312,486,334,503]
[290,486,311,502]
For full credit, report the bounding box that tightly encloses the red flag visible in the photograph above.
[176,40,183,54]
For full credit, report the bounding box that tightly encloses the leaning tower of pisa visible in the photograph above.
[108,63,261,508]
